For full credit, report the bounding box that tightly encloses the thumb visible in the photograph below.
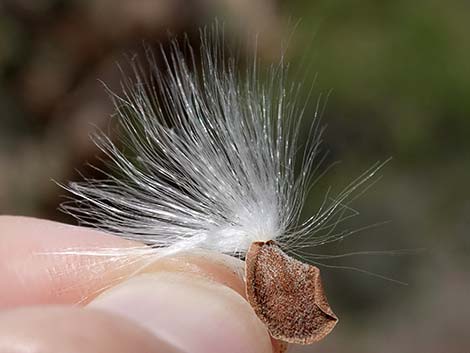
[88,252,278,353]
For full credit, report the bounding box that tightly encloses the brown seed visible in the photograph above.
[245,241,338,344]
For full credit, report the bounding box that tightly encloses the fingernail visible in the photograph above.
[88,272,273,353]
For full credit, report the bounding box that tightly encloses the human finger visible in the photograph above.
[0,306,183,353]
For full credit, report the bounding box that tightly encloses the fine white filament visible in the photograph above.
[62,28,380,261]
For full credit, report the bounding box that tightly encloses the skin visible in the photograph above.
[0,216,283,353]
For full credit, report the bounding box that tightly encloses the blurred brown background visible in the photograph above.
[0,1,469,352]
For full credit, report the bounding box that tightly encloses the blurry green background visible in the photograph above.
[1,1,469,352]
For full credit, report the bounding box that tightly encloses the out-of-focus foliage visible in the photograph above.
[288,0,470,162]
[0,0,468,352]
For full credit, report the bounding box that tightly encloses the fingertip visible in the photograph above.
[0,217,281,352]
[0,306,183,353]
[0,216,142,308]
[89,272,274,353]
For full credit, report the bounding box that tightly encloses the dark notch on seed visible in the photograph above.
[245,240,338,344]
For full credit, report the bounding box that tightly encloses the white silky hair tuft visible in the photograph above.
[61,27,380,260]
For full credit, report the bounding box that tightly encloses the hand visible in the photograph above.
[0,216,283,353]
